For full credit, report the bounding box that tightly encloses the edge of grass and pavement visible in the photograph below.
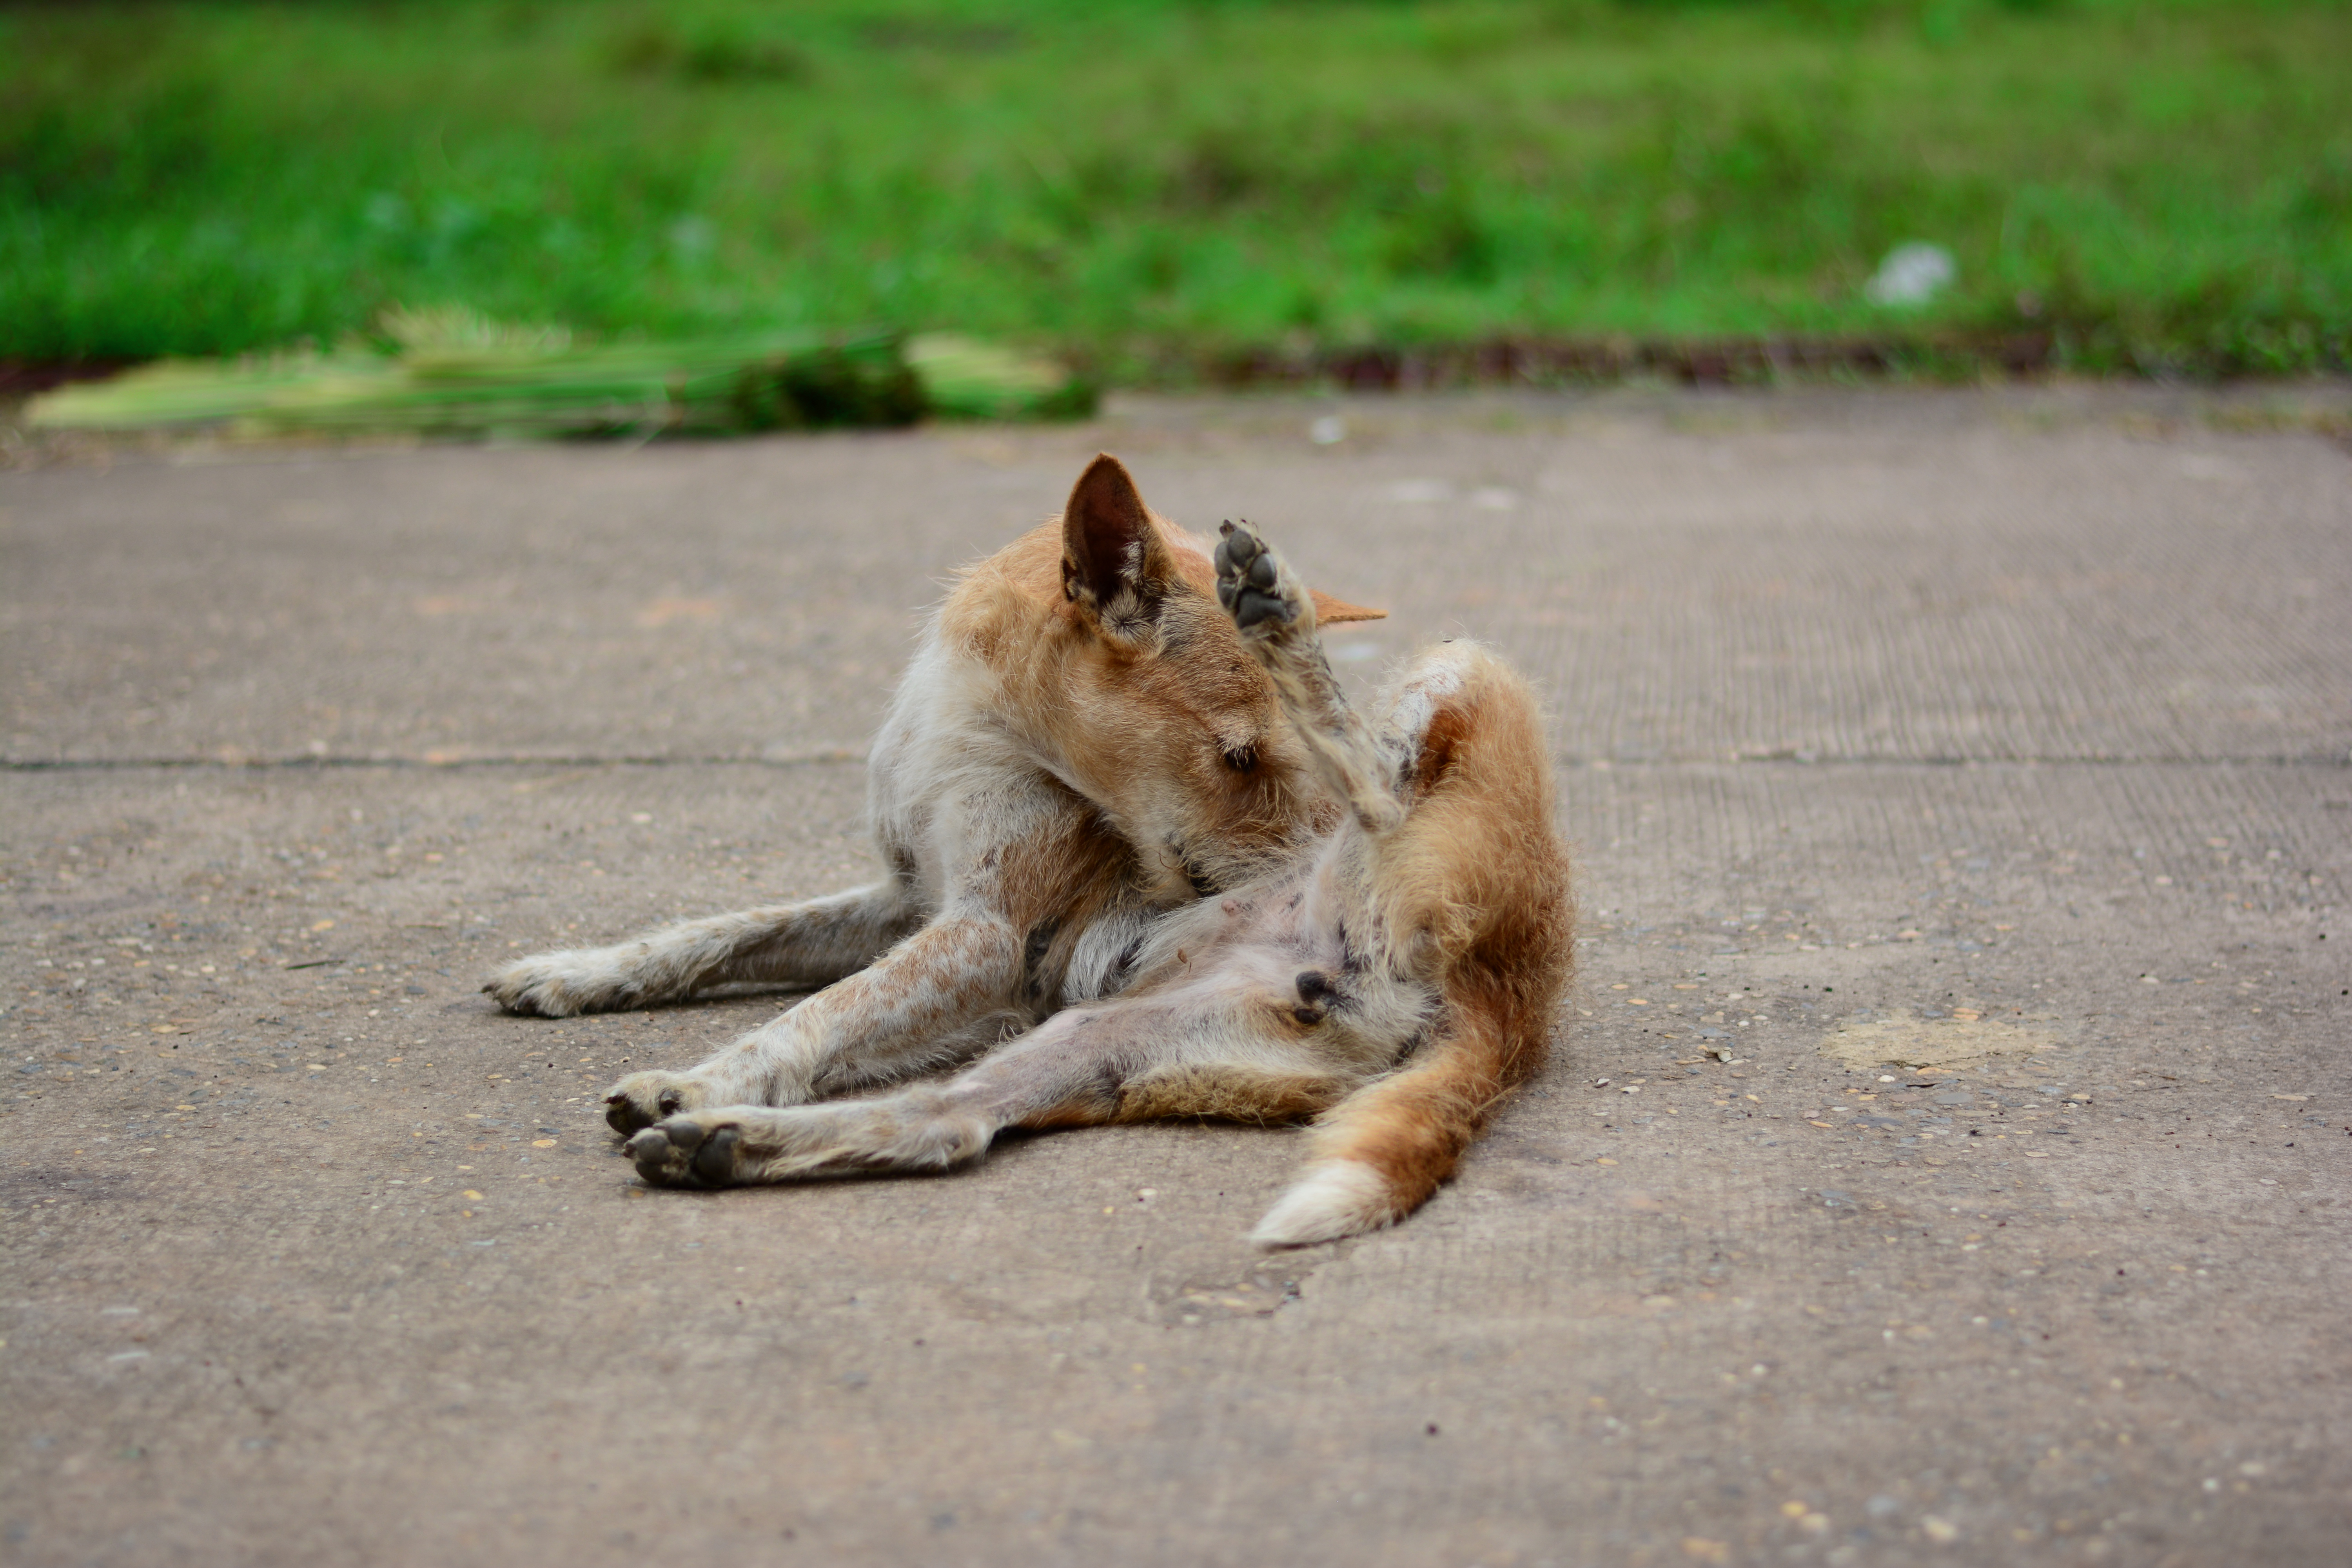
[4,0,2347,440]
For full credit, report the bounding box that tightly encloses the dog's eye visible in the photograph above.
[1221,744,1259,774]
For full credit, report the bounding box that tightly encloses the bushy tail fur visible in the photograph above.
[1219,526,1574,1248]
[1247,1027,1497,1244]
[1252,966,1550,1246]
[1249,650,1573,1247]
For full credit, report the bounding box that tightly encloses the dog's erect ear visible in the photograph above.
[1061,454,1178,634]
[1310,590,1386,625]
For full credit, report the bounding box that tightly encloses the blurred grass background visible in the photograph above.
[5,0,2347,381]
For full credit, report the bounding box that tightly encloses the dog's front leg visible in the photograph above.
[602,910,1027,1133]
[485,880,919,1018]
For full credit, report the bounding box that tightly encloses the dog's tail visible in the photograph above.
[1250,639,1573,1246]
[1250,969,1551,1248]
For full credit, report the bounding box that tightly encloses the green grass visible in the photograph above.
[5,0,2348,379]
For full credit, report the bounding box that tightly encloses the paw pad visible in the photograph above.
[1214,521,1294,631]
[691,1126,739,1185]
[622,1119,740,1187]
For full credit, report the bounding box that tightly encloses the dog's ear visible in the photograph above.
[1061,454,1178,637]
[1310,590,1386,625]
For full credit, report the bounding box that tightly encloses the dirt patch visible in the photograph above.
[1817,1010,2063,1074]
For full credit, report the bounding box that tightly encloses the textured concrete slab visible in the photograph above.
[2,385,2348,1567]
[7,385,2345,768]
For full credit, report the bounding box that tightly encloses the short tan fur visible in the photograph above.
[487,456,1571,1243]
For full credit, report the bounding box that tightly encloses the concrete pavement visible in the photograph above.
[3,383,2348,1566]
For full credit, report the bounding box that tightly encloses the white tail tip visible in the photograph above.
[1250,1160,1396,1247]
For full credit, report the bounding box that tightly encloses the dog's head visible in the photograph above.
[1040,454,1382,898]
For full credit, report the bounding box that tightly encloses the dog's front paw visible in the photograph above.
[623,1114,744,1188]
[603,1069,719,1137]
[484,947,645,1018]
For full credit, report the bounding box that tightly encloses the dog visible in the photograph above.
[487,456,1572,1243]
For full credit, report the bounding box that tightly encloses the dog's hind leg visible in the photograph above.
[601,907,1030,1131]
[601,786,1143,1131]
[621,1002,1354,1187]
[484,880,920,1018]
[1214,521,1403,835]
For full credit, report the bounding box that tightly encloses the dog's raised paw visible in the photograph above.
[1212,519,1270,607]
[1214,521,1303,633]
[624,1117,741,1187]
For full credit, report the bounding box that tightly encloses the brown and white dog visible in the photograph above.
[486,456,1572,1244]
